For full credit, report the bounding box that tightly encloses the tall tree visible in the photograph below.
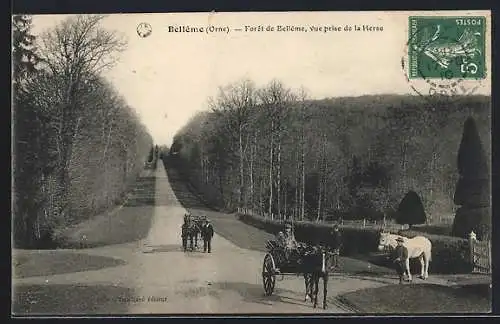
[36,15,126,230]
[258,80,294,219]
[12,14,42,247]
[210,78,256,211]
[13,15,39,94]
[452,116,491,240]
[298,87,309,221]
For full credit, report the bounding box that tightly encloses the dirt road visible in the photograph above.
[126,167,361,314]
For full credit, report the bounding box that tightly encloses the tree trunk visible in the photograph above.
[259,177,265,215]
[268,121,274,219]
[322,136,328,221]
[239,126,244,210]
[277,140,281,220]
[301,146,305,221]
[322,156,328,222]
[295,148,299,221]
[317,177,322,222]
[250,134,255,211]
[218,165,224,200]
[316,143,324,222]
[52,162,70,229]
[283,183,287,220]
[301,126,306,221]
[401,139,408,190]
[200,149,204,185]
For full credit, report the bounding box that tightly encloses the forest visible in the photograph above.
[170,79,491,225]
[13,15,154,248]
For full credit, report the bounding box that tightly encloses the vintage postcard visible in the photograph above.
[12,11,491,315]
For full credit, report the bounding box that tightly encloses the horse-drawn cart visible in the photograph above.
[182,213,207,251]
[262,240,311,296]
[261,239,336,309]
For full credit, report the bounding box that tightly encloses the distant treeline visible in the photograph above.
[13,15,154,248]
[170,79,491,223]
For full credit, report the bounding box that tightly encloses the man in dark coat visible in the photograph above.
[181,222,189,251]
[201,219,214,253]
[392,236,409,284]
[328,224,342,269]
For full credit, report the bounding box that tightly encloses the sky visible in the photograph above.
[28,11,491,146]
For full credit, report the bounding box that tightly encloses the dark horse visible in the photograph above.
[301,246,335,309]
[182,214,201,251]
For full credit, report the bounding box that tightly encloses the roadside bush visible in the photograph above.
[396,190,427,227]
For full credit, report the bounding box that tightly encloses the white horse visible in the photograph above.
[377,232,432,281]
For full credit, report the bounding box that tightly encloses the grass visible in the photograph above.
[12,284,135,315]
[12,250,127,279]
[55,175,157,249]
[58,206,155,248]
[338,283,491,314]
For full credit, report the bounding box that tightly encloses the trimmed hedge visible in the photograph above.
[238,213,473,274]
[237,213,381,256]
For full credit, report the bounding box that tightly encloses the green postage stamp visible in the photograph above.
[408,16,486,79]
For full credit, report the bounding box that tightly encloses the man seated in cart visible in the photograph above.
[284,222,298,252]
[275,222,302,272]
[272,231,286,266]
[276,231,286,247]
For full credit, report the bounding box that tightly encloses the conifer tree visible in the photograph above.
[452,116,491,240]
[12,14,42,247]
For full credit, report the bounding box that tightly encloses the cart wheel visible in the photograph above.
[262,253,276,296]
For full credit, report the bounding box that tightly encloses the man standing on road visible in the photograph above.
[329,224,342,269]
[392,236,409,284]
[181,222,189,251]
[201,219,214,253]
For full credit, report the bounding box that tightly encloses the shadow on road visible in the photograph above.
[210,281,309,308]
[144,244,184,253]
[12,283,135,315]
[12,250,127,279]
[142,245,208,259]
[335,273,399,286]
